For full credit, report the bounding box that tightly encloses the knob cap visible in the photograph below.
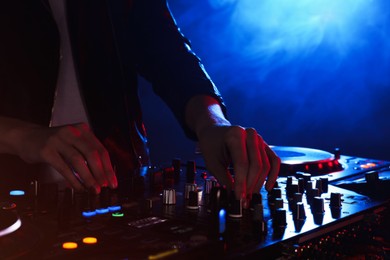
[184,183,197,199]
[163,189,176,205]
[330,192,342,208]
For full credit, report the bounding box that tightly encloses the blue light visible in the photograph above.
[9,190,25,196]
[108,205,121,212]
[218,209,226,235]
[82,210,97,218]
[96,208,109,215]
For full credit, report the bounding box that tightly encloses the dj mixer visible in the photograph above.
[1,146,389,259]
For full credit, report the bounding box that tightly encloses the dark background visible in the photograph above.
[140,0,390,166]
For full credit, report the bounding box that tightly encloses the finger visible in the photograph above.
[264,145,281,191]
[57,141,100,193]
[42,148,85,192]
[75,124,117,188]
[205,161,234,191]
[254,137,271,193]
[58,124,110,189]
[245,128,263,195]
[225,126,248,199]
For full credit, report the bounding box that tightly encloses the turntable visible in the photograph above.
[0,209,21,237]
[272,146,343,176]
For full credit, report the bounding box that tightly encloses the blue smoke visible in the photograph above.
[145,0,390,165]
[164,0,390,160]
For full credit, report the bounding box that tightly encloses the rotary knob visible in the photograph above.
[163,189,176,205]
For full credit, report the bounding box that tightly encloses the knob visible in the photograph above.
[307,188,319,205]
[186,161,196,184]
[334,147,341,160]
[99,186,111,208]
[268,188,282,202]
[184,183,197,199]
[209,186,228,214]
[330,192,342,208]
[320,177,328,193]
[187,190,199,210]
[287,184,299,199]
[315,179,323,194]
[229,198,243,218]
[297,178,305,194]
[204,178,217,195]
[312,197,325,214]
[273,209,287,228]
[172,158,181,180]
[293,202,306,220]
[250,193,262,209]
[162,189,176,205]
[365,171,379,184]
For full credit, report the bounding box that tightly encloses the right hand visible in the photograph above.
[17,123,117,193]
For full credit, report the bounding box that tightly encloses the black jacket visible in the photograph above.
[0,0,225,192]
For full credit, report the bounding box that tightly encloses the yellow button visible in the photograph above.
[62,242,78,250]
[83,237,98,244]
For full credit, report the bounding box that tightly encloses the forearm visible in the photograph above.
[185,95,231,139]
[0,116,38,156]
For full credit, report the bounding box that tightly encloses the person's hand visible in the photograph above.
[17,123,117,193]
[197,125,280,203]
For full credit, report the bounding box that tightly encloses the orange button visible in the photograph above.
[62,242,78,250]
[82,237,98,244]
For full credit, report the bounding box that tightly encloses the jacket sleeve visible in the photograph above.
[131,0,227,140]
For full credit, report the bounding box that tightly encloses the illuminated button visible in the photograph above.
[112,212,124,217]
[108,205,121,212]
[82,210,97,218]
[96,208,109,214]
[82,237,98,244]
[9,190,25,196]
[62,242,78,250]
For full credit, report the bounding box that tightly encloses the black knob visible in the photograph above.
[204,178,217,195]
[307,188,319,205]
[184,183,197,199]
[250,193,262,209]
[334,147,341,160]
[297,178,305,194]
[320,177,328,193]
[269,188,282,202]
[229,198,243,218]
[312,197,325,214]
[187,190,199,210]
[287,184,299,199]
[172,158,181,180]
[273,209,287,228]
[186,161,196,184]
[365,171,379,184]
[209,186,228,214]
[293,202,306,220]
[330,192,342,208]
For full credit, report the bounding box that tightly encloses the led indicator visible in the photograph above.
[96,208,109,214]
[112,212,124,217]
[82,237,97,244]
[62,242,78,250]
[9,190,25,196]
[82,210,97,218]
[108,205,121,212]
[219,209,226,235]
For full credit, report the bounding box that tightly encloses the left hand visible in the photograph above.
[197,124,280,202]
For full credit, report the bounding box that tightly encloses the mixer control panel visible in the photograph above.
[1,148,389,259]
